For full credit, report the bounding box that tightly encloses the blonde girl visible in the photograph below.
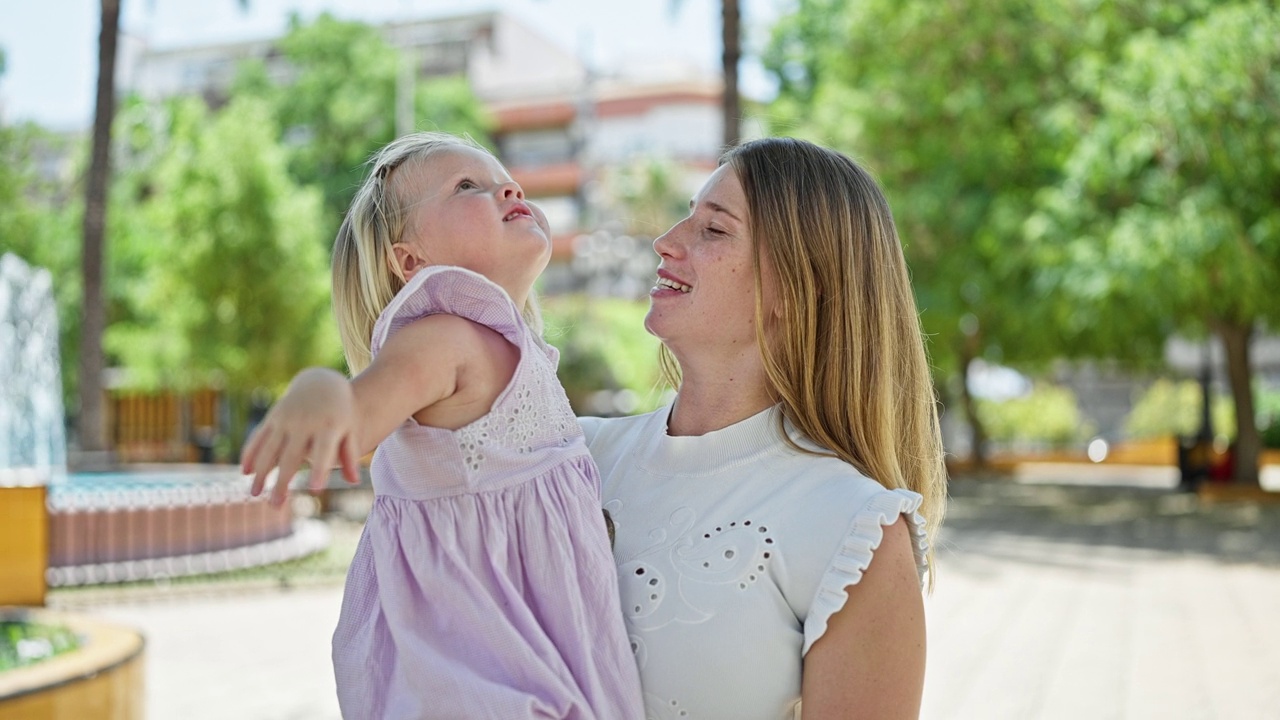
[241,132,643,720]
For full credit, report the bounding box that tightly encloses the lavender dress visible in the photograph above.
[332,266,643,720]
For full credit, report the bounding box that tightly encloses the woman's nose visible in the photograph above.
[653,223,683,258]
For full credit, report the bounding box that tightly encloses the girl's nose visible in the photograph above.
[500,181,524,200]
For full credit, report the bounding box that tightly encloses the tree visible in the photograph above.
[77,0,122,457]
[234,13,491,235]
[105,96,334,451]
[77,0,248,461]
[1037,1,1280,485]
[669,0,742,148]
[764,0,1126,463]
[762,0,1217,464]
[720,0,741,148]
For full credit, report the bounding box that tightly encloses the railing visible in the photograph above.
[107,389,221,463]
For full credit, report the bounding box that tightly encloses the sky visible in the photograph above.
[0,0,782,131]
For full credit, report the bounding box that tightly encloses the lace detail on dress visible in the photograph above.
[454,351,578,471]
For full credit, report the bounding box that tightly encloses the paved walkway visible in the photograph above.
[58,468,1280,720]
[921,476,1280,720]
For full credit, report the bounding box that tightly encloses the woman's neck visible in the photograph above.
[666,355,774,437]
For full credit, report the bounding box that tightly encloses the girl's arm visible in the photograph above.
[241,313,518,507]
[799,517,926,719]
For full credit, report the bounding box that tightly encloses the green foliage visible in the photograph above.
[976,383,1094,449]
[1029,1,1280,471]
[541,295,666,414]
[234,13,492,234]
[1124,378,1237,440]
[604,157,692,238]
[0,122,83,399]
[763,0,1159,386]
[1250,385,1280,449]
[764,0,1277,473]
[105,96,336,393]
[0,619,81,672]
[1036,1,1280,332]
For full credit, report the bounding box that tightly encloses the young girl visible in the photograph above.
[240,132,644,720]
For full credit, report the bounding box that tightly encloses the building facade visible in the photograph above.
[124,11,725,261]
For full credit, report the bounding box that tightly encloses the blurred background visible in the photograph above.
[0,1,1277,718]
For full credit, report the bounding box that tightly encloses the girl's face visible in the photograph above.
[394,146,551,301]
[645,164,779,358]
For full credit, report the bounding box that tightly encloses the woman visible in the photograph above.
[580,137,946,719]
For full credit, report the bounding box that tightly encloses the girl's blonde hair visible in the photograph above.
[332,132,542,374]
[666,137,947,584]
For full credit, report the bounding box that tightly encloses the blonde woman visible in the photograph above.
[581,137,946,719]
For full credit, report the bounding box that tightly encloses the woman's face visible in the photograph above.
[645,164,778,358]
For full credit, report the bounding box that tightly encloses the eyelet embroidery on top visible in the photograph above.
[454,345,576,470]
[696,520,775,590]
[636,688,690,720]
[610,503,780,633]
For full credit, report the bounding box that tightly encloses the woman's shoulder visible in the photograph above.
[749,443,929,651]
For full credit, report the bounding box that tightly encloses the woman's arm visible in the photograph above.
[800,517,926,719]
[241,314,517,506]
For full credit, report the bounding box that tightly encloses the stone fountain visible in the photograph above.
[0,253,145,719]
[0,252,63,606]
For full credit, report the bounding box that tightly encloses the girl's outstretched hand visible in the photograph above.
[240,368,363,508]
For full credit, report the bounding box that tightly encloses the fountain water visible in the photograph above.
[0,252,66,488]
[0,252,63,607]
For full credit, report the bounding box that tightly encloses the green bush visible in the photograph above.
[1257,386,1280,449]
[1124,378,1237,440]
[541,295,666,415]
[977,383,1094,449]
[0,620,81,672]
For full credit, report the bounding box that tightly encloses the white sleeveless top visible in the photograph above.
[580,405,928,720]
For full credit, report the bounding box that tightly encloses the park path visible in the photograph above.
[61,466,1280,720]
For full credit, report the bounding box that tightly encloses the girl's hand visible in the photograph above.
[240,368,363,508]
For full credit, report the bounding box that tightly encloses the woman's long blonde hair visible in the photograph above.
[673,137,947,583]
[332,132,541,374]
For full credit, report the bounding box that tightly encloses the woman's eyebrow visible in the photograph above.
[704,200,742,224]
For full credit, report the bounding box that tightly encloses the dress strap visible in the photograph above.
[370,266,524,359]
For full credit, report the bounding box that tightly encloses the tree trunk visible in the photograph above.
[1216,320,1260,486]
[77,0,121,457]
[721,0,741,149]
[958,343,988,468]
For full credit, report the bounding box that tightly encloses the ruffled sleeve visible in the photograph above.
[369,266,525,359]
[802,488,929,656]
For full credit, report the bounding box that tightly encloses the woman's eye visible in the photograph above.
[704,225,727,236]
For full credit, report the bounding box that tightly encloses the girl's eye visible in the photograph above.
[456,179,478,191]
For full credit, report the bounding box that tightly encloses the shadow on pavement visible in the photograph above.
[940,474,1280,571]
